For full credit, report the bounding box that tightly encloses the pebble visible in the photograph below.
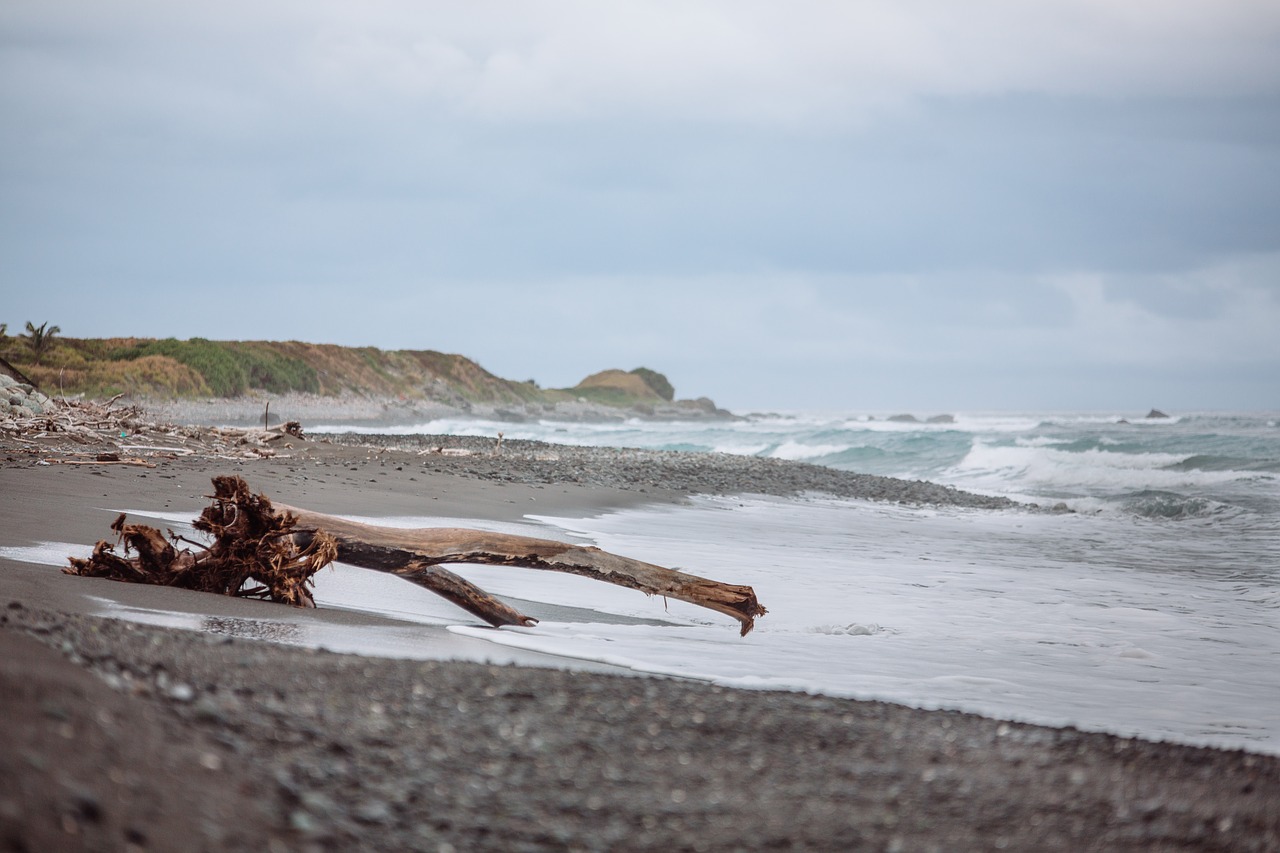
[354,800,393,825]
[192,696,226,723]
[167,682,195,702]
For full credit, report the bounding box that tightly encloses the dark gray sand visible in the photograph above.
[2,425,1278,851]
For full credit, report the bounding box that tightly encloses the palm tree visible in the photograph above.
[24,320,61,364]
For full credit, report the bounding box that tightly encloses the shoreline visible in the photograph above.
[3,410,1278,850]
[140,390,739,428]
[6,602,1279,852]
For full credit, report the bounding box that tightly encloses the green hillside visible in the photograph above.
[0,326,691,413]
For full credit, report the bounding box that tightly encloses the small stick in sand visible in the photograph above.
[43,456,158,469]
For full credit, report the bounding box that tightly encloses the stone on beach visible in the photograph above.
[0,373,53,418]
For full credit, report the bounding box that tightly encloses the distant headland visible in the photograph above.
[0,326,732,424]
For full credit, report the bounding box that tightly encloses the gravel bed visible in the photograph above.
[5,604,1278,852]
[318,433,1021,510]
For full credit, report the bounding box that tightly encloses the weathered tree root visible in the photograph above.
[67,475,767,634]
[67,476,338,607]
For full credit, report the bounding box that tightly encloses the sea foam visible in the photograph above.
[445,494,1280,754]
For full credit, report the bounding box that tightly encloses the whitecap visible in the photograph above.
[942,442,1259,498]
[769,440,851,461]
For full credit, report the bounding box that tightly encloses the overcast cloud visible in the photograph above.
[2,1,1278,411]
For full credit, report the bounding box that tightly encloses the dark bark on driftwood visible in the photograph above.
[66,475,766,635]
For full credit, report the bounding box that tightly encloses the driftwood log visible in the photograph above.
[67,475,766,635]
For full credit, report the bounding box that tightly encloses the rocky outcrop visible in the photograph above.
[0,374,53,418]
[628,367,675,401]
[1145,409,1170,419]
[573,370,666,402]
[887,414,956,424]
[564,367,731,419]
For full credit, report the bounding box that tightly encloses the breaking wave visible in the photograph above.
[317,410,1278,521]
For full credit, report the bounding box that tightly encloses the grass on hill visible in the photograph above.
[0,325,685,414]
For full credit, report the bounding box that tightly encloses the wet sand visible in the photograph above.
[2,426,1278,851]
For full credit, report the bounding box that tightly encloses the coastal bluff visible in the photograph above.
[0,334,732,424]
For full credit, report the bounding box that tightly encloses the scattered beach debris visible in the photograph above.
[2,393,146,446]
[209,421,304,447]
[65,475,767,635]
[1,396,310,464]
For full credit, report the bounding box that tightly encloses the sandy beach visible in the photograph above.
[2,413,1278,851]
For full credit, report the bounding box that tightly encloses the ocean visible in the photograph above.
[7,410,1277,755]
[322,410,1280,518]
[316,410,1280,755]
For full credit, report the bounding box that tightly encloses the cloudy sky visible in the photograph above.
[2,1,1278,412]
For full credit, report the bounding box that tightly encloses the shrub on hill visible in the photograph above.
[112,338,319,397]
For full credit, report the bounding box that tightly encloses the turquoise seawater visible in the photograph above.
[320,410,1280,519]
